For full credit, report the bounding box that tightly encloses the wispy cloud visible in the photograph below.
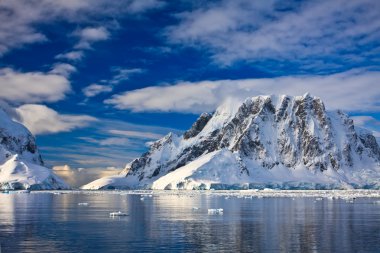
[109,129,163,139]
[0,0,166,56]
[42,144,139,169]
[352,116,380,127]
[108,67,144,85]
[56,26,111,63]
[38,118,180,169]
[0,68,70,104]
[167,0,380,69]
[16,104,97,135]
[78,136,130,146]
[105,69,380,113]
[82,84,113,97]
[98,137,130,146]
[82,67,144,98]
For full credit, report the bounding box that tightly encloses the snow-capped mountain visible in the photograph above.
[0,108,69,190]
[82,94,380,190]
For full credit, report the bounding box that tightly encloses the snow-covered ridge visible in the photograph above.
[0,108,69,190]
[82,94,380,190]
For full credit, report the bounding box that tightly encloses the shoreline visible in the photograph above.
[14,189,380,198]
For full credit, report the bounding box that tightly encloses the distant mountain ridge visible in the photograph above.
[83,94,380,190]
[0,108,69,190]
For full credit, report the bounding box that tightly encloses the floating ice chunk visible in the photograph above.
[78,202,89,206]
[373,200,380,205]
[315,197,323,201]
[140,197,144,201]
[13,190,31,194]
[192,207,200,211]
[208,208,223,215]
[109,211,128,217]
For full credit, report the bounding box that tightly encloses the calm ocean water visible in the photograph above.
[0,191,379,253]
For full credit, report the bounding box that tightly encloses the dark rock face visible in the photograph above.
[358,131,380,160]
[0,108,70,190]
[0,128,44,165]
[183,113,212,139]
[122,94,380,183]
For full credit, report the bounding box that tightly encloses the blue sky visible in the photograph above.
[1,0,380,173]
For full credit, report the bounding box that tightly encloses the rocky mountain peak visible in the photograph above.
[84,94,380,190]
[0,108,43,165]
[0,107,69,190]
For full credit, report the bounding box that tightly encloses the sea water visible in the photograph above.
[0,190,379,253]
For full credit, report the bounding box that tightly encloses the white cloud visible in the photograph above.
[50,63,77,77]
[0,68,71,104]
[57,27,110,60]
[16,104,97,135]
[53,165,121,188]
[105,69,380,113]
[167,0,380,67]
[0,100,21,121]
[109,129,163,139]
[82,84,113,97]
[0,0,166,56]
[78,27,109,41]
[55,51,84,61]
[74,27,110,49]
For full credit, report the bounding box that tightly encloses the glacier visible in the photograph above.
[0,108,69,190]
[82,94,380,190]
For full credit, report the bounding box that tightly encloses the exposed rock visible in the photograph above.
[0,108,69,190]
[183,113,212,139]
[83,94,380,190]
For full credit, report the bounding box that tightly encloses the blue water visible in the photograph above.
[0,192,379,253]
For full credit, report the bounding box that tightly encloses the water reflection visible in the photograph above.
[0,193,379,252]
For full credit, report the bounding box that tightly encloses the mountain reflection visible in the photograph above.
[0,192,379,252]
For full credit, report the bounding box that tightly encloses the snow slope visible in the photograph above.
[81,175,133,190]
[83,94,380,190]
[0,108,69,190]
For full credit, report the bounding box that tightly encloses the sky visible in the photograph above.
[1,0,380,178]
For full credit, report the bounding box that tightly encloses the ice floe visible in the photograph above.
[208,208,224,215]
[109,211,128,217]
